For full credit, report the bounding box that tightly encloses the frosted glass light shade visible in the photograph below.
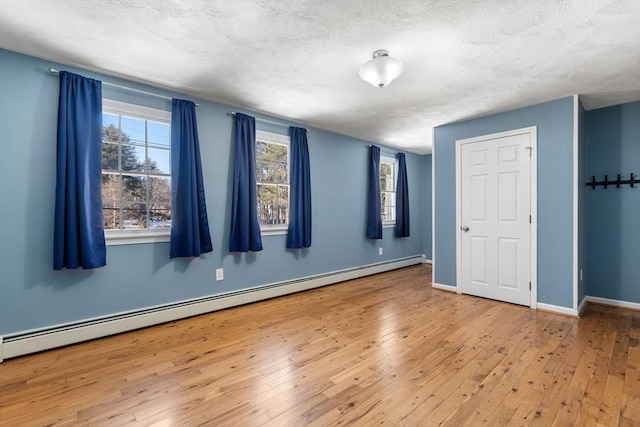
[359,50,404,88]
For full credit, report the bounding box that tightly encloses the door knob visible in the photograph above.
[461,225,470,232]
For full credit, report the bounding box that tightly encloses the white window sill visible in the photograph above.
[261,226,288,236]
[105,230,171,246]
[383,222,396,228]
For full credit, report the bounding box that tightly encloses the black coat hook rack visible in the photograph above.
[586,173,637,189]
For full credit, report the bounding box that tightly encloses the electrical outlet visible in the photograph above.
[379,247,383,256]
[216,268,224,281]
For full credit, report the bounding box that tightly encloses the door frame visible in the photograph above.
[455,126,538,309]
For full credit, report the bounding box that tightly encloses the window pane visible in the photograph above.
[148,177,171,203]
[257,160,287,184]
[147,148,170,174]
[380,164,388,190]
[122,203,147,229]
[382,192,389,221]
[258,139,287,162]
[102,142,119,171]
[274,161,288,184]
[121,145,146,172]
[148,121,170,148]
[258,184,278,205]
[149,204,171,229]
[382,191,396,222]
[277,205,288,225]
[103,203,121,230]
[122,175,146,201]
[102,122,121,144]
[256,159,268,183]
[278,185,289,206]
[381,163,395,191]
[102,174,120,202]
[258,184,280,225]
[121,116,146,145]
[103,112,119,129]
[256,140,267,158]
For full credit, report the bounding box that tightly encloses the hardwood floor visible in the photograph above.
[1,264,638,426]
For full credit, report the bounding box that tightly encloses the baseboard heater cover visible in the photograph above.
[0,255,423,361]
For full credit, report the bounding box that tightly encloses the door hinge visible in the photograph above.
[529,281,531,290]
[529,214,532,224]
[525,146,533,157]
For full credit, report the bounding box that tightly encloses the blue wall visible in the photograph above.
[0,49,425,335]
[433,97,575,308]
[586,102,640,303]
[422,154,432,260]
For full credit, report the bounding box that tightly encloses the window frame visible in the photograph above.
[102,99,172,246]
[255,130,290,236]
[380,155,397,227]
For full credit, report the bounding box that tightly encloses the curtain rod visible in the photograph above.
[368,144,400,155]
[228,111,309,132]
[48,67,199,107]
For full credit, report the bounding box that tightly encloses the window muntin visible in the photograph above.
[101,100,171,239]
[380,155,397,225]
[255,130,290,232]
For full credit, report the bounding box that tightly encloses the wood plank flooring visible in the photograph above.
[1,264,638,426]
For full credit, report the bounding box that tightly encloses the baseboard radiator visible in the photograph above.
[0,255,425,361]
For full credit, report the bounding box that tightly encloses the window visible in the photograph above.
[255,130,290,234]
[101,99,171,244]
[380,155,397,225]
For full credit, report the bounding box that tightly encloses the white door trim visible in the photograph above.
[572,94,579,311]
[431,128,436,284]
[455,126,538,309]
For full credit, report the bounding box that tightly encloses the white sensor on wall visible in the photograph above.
[216,269,224,281]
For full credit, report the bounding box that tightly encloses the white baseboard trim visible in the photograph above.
[0,255,424,361]
[425,259,433,265]
[578,296,589,316]
[586,296,640,311]
[536,302,579,317]
[432,282,456,292]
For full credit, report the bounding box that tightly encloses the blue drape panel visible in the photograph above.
[229,113,263,252]
[396,152,410,237]
[53,71,106,270]
[366,145,383,239]
[170,99,213,258]
[286,126,312,248]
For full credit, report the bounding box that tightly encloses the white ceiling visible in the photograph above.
[1,0,639,154]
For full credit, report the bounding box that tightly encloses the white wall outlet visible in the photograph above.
[378,247,383,256]
[216,268,224,281]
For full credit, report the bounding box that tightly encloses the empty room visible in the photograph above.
[0,0,638,425]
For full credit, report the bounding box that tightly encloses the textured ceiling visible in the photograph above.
[1,0,639,154]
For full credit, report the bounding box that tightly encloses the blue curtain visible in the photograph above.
[170,99,213,258]
[229,113,263,252]
[286,126,312,248]
[396,152,410,237]
[366,145,382,239]
[53,71,106,270]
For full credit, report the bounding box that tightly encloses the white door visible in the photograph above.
[458,130,533,306]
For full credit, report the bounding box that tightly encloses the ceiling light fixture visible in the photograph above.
[359,49,404,88]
